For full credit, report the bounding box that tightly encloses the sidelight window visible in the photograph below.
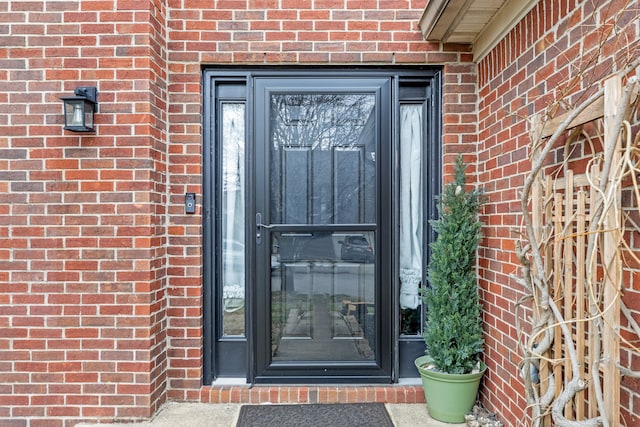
[220,101,246,337]
[399,103,424,335]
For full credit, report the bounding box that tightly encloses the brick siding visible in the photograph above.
[163,0,477,408]
[0,0,169,425]
[0,0,476,425]
[2,0,638,425]
[477,0,640,425]
[200,385,425,404]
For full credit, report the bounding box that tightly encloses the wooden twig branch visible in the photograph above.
[516,60,640,427]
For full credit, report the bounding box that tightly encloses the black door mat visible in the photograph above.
[236,403,394,427]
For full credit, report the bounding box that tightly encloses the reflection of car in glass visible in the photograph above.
[340,235,374,263]
[278,233,337,262]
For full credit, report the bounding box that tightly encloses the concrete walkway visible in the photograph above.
[78,402,465,427]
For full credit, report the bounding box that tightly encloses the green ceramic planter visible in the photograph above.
[415,355,486,423]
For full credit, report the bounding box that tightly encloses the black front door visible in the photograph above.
[253,78,393,382]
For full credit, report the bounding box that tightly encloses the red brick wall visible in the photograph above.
[477,0,640,425]
[163,0,478,403]
[7,0,638,425]
[0,0,168,425]
[0,0,479,425]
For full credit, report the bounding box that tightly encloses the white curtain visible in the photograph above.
[222,103,245,313]
[399,105,423,310]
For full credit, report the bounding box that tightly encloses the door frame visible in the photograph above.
[202,67,442,385]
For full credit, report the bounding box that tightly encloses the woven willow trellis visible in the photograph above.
[516,72,640,427]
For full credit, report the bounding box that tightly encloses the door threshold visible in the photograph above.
[210,378,248,386]
[397,378,421,385]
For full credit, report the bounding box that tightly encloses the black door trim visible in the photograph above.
[202,67,442,385]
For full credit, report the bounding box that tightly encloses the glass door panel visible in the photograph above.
[268,92,376,364]
[270,231,376,362]
[268,93,377,225]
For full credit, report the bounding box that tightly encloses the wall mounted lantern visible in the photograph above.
[60,86,98,132]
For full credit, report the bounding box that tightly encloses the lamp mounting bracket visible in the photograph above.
[74,86,98,105]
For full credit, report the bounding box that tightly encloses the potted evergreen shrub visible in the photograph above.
[415,154,486,423]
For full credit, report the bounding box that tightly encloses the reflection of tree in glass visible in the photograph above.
[271,94,375,150]
[269,93,378,224]
[222,103,245,192]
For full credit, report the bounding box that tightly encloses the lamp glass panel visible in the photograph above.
[64,99,85,127]
[72,103,84,126]
[84,100,94,129]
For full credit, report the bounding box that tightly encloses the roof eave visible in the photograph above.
[419,0,538,62]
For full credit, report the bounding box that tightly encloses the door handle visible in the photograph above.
[256,213,274,244]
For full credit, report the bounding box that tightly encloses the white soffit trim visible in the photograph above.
[418,0,462,41]
[419,0,538,62]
